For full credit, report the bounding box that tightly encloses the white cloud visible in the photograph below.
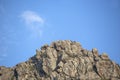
[21,10,44,25]
[20,10,44,37]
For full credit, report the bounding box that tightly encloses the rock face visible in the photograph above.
[0,40,120,80]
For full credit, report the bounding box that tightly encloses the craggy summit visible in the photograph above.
[0,40,120,80]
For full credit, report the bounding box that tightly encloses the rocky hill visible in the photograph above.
[0,40,120,80]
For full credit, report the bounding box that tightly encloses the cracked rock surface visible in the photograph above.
[0,40,120,80]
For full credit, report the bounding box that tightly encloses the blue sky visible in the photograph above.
[0,0,120,67]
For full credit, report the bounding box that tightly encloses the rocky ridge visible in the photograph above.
[0,40,120,80]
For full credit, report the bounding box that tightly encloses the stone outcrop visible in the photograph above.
[0,40,120,80]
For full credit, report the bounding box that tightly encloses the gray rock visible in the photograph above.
[0,40,120,80]
[100,53,109,60]
[92,48,99,57]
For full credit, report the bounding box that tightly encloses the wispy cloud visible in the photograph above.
[20,10,44,37]
[21,11,44,25]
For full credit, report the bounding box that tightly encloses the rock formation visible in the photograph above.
[0,40,120,80]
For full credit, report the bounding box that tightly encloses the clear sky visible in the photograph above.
[0,0,120,67]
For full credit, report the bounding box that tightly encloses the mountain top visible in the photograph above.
[0,40,120,80]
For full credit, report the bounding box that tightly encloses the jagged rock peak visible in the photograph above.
[0,40,120,80]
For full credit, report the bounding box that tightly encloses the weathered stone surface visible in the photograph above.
[92,48,99,57]
[0,40,120,80]
[0,66,15,80]
[101,53,109,60]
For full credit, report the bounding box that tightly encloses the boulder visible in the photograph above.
[101,53,109,60]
